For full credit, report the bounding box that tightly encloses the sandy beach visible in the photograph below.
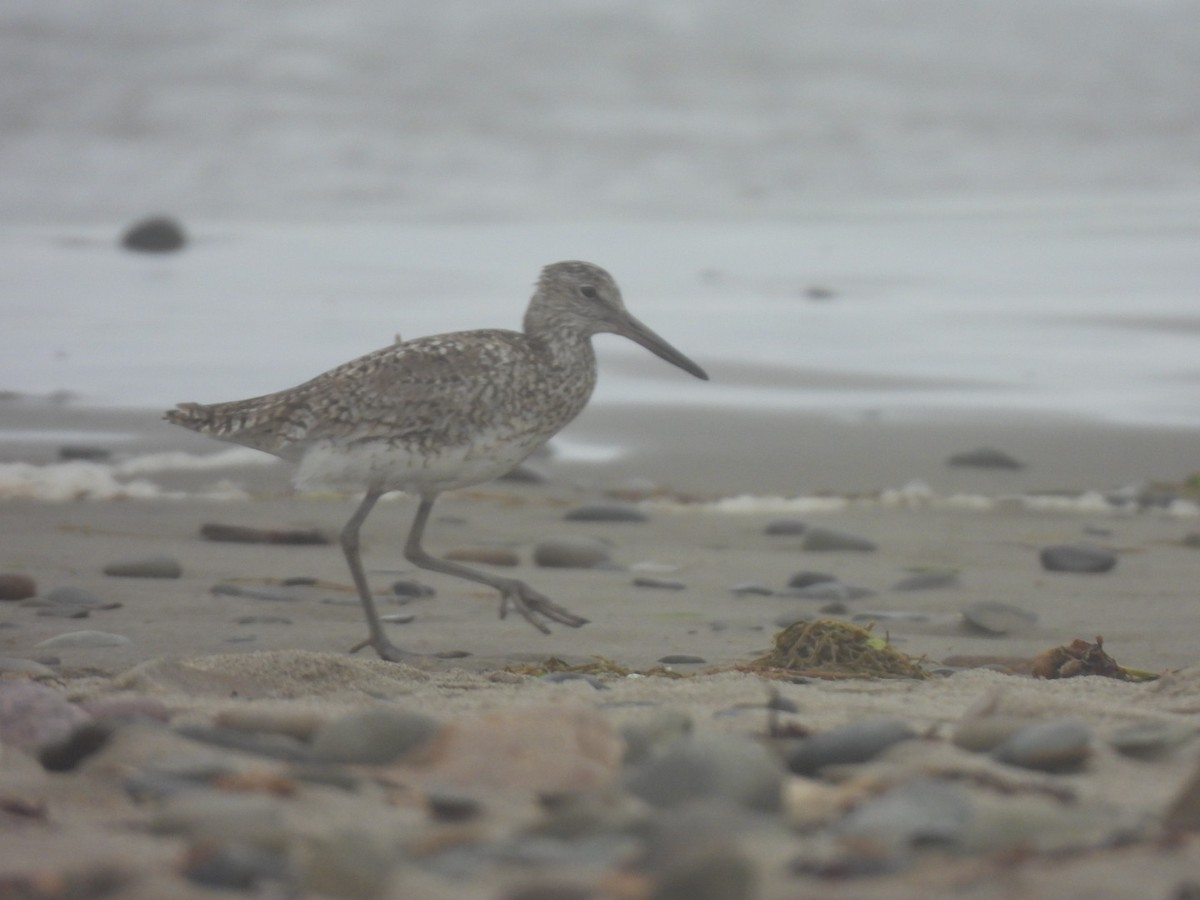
[3,398,1200,898]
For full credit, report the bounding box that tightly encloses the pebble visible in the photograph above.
[39,721,113,772]
[729,582,773,596]
[1182,531,1200,548]
[103,555,182,579]
[181,842,289,891]
[380,613,415,624]
[835,777,971,849]
[952,716,1039,753]
[620,709,694,765]
[564,503,648,523]
[764,518,807,536]
[34,630,131,649]
[625,733,784,812]
[802,527,877,552]
[235,614,292,625]
[533,536,613,569]
[658,655,706,665]
[945,447,1025,469]
[634,576,687,591]
[309,706,440,765]
[787,571,837,589]
[0,573,37,601]
[444,546,521,567]
[121,214,187,252]
[0,681,92,751]
[58,444,112,461]
[211,583,301,602]
[785,717,917,776]
[391,579,435,598]
[151,791,289,848]
[1039,543,1117,573]
[961,601,1038,636]
[0,655,57,677]
[174,724,311,762]
[1108,721,1195,760]
[200,523,329,545]
[890,570,960,591]
[991,719,1092,772]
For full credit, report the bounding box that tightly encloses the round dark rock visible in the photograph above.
[764,518,807,536]
[785,717,917,776]
[0,574,37,601]
[103,555,182,579]
[121,215,186,253]
[634,576,686,591]
[835,777,970,848]
[39,721,113,772]
[41,586,108,609]
[392,579,436,598]
[564,503,647,523]
[58,445,112,462]
[801,527,877,552]
[533,537,612,569]
[182,842,288,891]
[784,580,872,601]
[945,447,1024,470]
[658,655,706,665]
[1039,543,1117,574]
[729,582,773,597]
[787,571,837,590]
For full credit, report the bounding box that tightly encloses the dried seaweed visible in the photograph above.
[503,656,691,679]
[1030,635,1157,681]
[741,619,929,680]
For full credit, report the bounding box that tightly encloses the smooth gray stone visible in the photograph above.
[43,586,108,607]
[625,733,783,812]
[121,215,186,253]
[836,778,971,848]
[801,527,877,552]
[309,705,439,765]
[1039,543,1117,573]
[564,503,647,522]
[103,555,182,578]
[1108,721,1195,759]
[34,630,130,649]
[729,582,774,596]
[0,656,57,677]
[533,536,613,569]
[174,724,309,762]
[151,791,288,848]
[961,601,1038,635]
[787,571,837,589]
[786,717,917,776]
[891,570,960,591]
[991,719,1092,772]
[182,842,289,891]
[620,709,694,765]
[211,583,301,602]
[764,518,807,536]
[783,581,873,600]
[946,447,1024,470]
[0,681,91,750]
[633,576,687,590]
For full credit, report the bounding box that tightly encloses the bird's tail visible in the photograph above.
[163,402,214,433]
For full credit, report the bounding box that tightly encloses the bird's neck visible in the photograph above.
[525,323,597,374]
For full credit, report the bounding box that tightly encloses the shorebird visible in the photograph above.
[166,261,708,661]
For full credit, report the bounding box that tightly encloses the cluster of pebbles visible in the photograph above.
[2,660,1200,899]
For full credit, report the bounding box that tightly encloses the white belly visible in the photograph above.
[293,433,539,496]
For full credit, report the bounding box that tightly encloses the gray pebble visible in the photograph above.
[785,717,917,776]
[533,536,613,569]
[58,445,112,462]
[658,654,706,665]
[0,656,57,677]
[39,721,113,772]
[1108,721,1195,759]
[961,601,1038,636]
[235,615,292,625]
[564,503,647,523]
[34,630,131,649]
[851,611,930,623]
[729,583,773,597]
[103,555,182,579]
[991,719,1091,772]
[634,576,687,591]
[802,527,877,552]
[836,777,971,849]
[392,579,436,598]
[380,613,415,624]
[121,215,187,253]
[310,705,440,765]
[152,791,288,848]
[174,724,310,762]
[787,571,837,589]
[620,709,694,765]
[1039,543,1117,573]
[891,570,960,591]
[626,733,783,812]
[41,586,112,609]
[182,842,289,891]
[445,546,521,566]
[37,606,90,619]
[211,583,301,602]
[764,518,807,536]
[945,447,1024,469]
[952,716,1036,753]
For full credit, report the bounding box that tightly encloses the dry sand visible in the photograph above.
[2,398,1200,897]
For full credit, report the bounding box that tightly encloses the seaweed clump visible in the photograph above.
[742,619,929,680]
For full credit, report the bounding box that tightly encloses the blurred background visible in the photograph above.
[2,0,1199,428]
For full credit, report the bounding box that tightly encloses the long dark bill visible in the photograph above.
[616,312,709,381]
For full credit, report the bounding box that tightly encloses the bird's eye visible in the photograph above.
[578,285,599,300]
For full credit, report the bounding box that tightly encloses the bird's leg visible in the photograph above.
[340,489,415,662]
[404,495,589,632]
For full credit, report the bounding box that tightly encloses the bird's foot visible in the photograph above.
[498,580,589,633]
[348,636,471,661]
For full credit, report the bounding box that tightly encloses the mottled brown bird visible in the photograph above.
[166,261,708,661]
